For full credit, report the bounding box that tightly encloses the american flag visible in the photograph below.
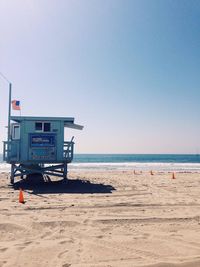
[12,100,21,110]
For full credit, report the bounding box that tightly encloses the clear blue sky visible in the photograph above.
[0,0,200,153]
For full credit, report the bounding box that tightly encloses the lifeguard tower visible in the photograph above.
[3,84,83,184]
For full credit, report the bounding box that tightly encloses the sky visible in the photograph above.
[0,0,200,154]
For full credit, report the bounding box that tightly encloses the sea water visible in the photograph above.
[1,154,200,173]
[71,154,200,172]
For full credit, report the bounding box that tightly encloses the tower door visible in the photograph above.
[9,123,20,161]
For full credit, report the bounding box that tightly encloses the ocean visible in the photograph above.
[1,154,200,172]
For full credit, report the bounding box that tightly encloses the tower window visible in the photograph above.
[35,122,51,132]
[44,123,51,132]
[35,122,42,131]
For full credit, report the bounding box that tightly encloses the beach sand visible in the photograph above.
[1,170,200,267]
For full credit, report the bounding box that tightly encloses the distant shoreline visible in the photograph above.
[1,154,200,173]
[1,162,200,173]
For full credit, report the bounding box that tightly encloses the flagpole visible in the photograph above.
[7,83,12,142]
[0,72,12,142]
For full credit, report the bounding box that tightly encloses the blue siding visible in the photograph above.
[7,117,73,164]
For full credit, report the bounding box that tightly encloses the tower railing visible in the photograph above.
[3,140,20,162]
[63,141,74,162]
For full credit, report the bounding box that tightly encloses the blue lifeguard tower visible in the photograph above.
[3,84,83,184]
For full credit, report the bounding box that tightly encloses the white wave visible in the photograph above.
[69,162,200,172]
[1,162,200,173]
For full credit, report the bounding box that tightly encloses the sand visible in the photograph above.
[1,170,200,267]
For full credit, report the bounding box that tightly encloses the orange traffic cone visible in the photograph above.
[172,172,176,179]
[19,188,25,204]
[150,170,154,175]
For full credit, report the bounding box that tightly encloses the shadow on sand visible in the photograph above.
[12,175,115,195]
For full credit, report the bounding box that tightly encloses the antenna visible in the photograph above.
[0,72,10,83]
